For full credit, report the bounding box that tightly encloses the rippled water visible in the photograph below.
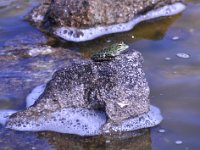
[0,0,200,149]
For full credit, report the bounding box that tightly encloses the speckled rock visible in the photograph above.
[29,0,184,27]
[7,49,149,124]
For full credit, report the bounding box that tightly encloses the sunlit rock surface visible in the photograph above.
[27,0,186,42]
[4,49,163,136]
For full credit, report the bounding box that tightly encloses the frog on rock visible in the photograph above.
[91,42,129,62]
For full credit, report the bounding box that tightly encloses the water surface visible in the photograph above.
[0,0,200,149]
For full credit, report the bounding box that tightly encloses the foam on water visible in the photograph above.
[0,109,17,125]
[176,53,190,59]
[55,3,186,42]
[4,84,162,136]
[7,108,107,136]
[26,84,46,107]
[104,105,163,133]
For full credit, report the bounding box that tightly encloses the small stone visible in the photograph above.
[175,140,183,145]
[176,53,190,59]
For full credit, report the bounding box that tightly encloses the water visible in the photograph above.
[0,0,200,149]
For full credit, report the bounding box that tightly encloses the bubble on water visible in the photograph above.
[175,140,183,145]
[55,3,186,42]
[176,53,190,59]
[171,36,180,40]
[31,147,37,150]
[158,129,166,133]
[0,109,17,125]
[165,57,171,61]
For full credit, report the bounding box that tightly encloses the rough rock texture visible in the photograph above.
[29,0,184,28]
[27,0,185,42]
[26,0,51,24]
[7,49,149,123]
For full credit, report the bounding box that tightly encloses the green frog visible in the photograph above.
[91,42,129,62]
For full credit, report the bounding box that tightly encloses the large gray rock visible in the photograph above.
[27,0,186,41]
[7,49,149,124]
[43,0,184,28]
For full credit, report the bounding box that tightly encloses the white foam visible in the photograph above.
[55,3,186,42]
[7,108,107,136]
[0,109,17,125]
[5,84,163,136]
[103,105,163,133]
[26,84,46,107]
[176,53,190,59]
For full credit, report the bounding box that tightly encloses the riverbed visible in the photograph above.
[0,0,199,149]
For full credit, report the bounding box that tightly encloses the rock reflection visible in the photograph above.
[38,129,151,150]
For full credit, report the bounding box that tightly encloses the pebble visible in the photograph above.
[176,53,190,59]
[175,140,183,145]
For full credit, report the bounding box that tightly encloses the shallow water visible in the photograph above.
[0,0,200,149]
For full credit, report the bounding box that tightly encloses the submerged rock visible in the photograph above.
[27,0,186,42]
[4,31,48,48]
[0,45,84,108]
[4,48,162,136]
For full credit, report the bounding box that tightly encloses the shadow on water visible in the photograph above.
[0,0,200,150]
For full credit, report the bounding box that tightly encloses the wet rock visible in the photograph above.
[8,49,149,123]
[4,31,48,48]
[4,49,162,136]
[43,0,184,28]
[26,0,51,24]
[0,0,16,7]
[27,0,186,42]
